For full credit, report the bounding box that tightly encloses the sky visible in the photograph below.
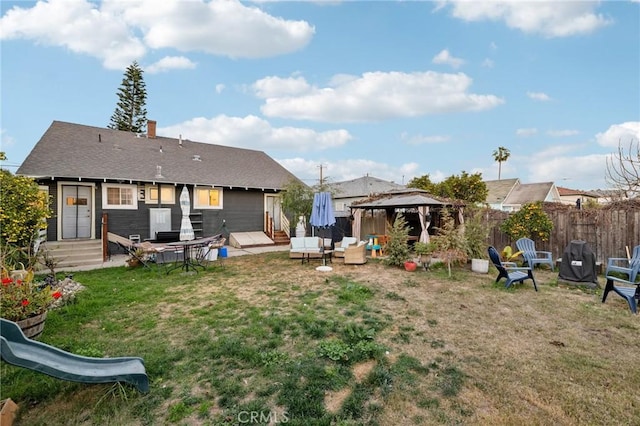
[1,0,639,191]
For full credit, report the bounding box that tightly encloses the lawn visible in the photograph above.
[1,252,639,425]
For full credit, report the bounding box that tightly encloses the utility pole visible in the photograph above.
[318,164,326,190]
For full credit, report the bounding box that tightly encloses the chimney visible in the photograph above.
[147,120,157,139]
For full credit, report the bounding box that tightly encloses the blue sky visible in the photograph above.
[1,0,639,191]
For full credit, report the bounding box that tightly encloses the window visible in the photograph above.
[145,185,175,204]
[194,187,223,209]
[102,184,137,210]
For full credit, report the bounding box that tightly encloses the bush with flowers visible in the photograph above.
[1,274,62,322]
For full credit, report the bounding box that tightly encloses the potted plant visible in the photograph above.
[414,241,436,268]
[464,207,490,273]
[1,266,62,339]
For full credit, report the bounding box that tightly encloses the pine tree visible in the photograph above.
[108,61,148,133]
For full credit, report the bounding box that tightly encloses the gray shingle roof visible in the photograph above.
[484,178,519,204]
[326,175,405,198]
[504,182,556,205]
[17,121,299,190]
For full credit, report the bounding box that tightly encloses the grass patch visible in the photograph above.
[2,252,639,425]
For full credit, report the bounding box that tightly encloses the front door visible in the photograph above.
[62,185,92,239]
[265,194,282,231]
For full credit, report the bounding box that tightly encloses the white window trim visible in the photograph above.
[102,183,138,210]
[144,184,176,205]
[194,187,224,210]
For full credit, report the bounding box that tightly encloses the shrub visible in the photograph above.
[383,214,411,267]
[500,202,553,241]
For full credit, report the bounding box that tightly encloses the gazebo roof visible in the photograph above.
[351,189,461,210]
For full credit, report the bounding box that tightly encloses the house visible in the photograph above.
[484,179,561,211]
[17,120,299,251]
[484,178,520,211]
[326,175,405,213]
[556,186,600,208]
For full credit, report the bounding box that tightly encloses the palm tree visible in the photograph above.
[492,146,511,180]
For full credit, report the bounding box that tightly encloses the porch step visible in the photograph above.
[272,231,290,246]
[40,240,103,271]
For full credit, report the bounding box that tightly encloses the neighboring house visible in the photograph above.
[326,175,405,214]
[556,186,600,207]
[484,178,520,211]
[591,188,631,204]
[17,120,299,246]
[484,179,561,211]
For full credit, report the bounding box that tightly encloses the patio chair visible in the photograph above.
[488,246,538,291]
[516,238,554,271]
[601,245,640,314]
[605,245,640,283]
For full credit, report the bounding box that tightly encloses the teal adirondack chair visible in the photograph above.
[516,238,554,271]
[602,245,640,314]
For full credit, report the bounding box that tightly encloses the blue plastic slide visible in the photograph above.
[0,318,149,393]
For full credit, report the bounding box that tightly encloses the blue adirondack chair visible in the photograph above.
[488,246,538,291]
[516,238,554,271]
[602,245,640,314]
[605,245,640,283]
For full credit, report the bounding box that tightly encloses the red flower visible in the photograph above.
[52,291,63,299]
[1,277,12,285]
[21,299,30,307]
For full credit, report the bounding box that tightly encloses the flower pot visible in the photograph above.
[404,261,417,272]
[471,258,489,274]
[16,311,47,339]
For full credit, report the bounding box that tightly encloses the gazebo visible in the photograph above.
[349,189,465,243]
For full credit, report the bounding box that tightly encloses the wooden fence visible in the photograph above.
[479,201,640,263]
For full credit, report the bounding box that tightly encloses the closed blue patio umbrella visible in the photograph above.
[309,192,335,271]
[310,192,336,229]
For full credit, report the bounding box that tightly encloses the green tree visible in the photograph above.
[431,208,468,277]
[108,61,148,132]
[492,146,510,180]
[435,171,488,204]
[383,213,411,267]
[0,169,51,249]
[406,174,437,193]
[280,178,314,233]
[500,202,553,242]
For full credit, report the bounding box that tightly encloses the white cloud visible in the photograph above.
[527,150,608,189]
[401,132,450,145]
[481,58,494,68]
[146,56,196,74]
[440,1,612,37]
[1,0,314,69]
[257,71,504,122]
[1,129,16,149]
[277,157,414,185]
[547,129,579,137]
[527,91,551,101]
[215,84,226,94]
[157,115,351,152]
[516,128,537,137]
[432,49,465,69]
[112,0,314,58]
[0,0,146,69]
[253,75,312,98]
[595,121,640,147]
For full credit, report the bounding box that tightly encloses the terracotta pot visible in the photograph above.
[16,310,47,339]
[404,261,417,272]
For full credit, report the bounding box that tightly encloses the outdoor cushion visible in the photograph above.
[289,237,322,258]
[334,237,358,252]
